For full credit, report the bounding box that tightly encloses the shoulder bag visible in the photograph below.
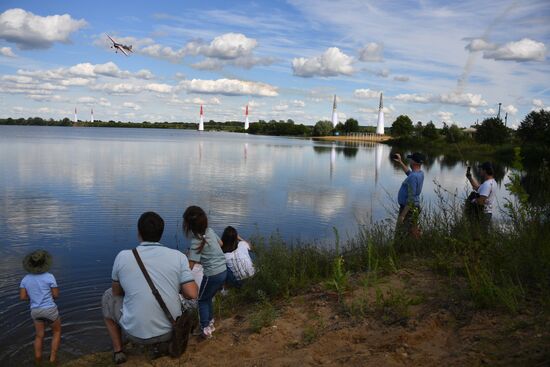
[132,249,196,358]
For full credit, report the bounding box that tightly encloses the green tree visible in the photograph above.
[516,110,550,169]
[334,122,345,134]
[516,110,550,145]
[422,121,439,140]
[475,117,509,145]
[414,121,424,136]
[343,118,359,133]
[445,123,464,143]
[313,120,333,136]
[391,115,414,137]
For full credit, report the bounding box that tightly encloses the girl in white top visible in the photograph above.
[221,226,255,282]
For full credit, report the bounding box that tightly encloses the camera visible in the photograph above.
[391,153,399,160]
[466,166,472,179]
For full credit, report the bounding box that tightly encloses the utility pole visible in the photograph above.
[497,103,502,120]
[504,112,508,126]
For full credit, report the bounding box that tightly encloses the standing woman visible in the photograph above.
[183,206,227,339]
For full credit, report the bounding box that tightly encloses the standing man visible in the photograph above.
[393,152,425,238]
[102,212,198,364]
[466,161,496,230]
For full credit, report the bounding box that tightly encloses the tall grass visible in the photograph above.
[230,157,550,314]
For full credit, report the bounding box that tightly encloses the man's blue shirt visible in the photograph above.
[397,170,424,206]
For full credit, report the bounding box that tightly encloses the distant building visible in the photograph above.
[463,127,476,138]
[244,104,249,130]
[376,93,385,135]
[198,105,204,131]
[331,95,338,128]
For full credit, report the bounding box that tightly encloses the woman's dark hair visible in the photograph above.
[138,211,164,242]
[183,206,208,252]
[221,226,239,253]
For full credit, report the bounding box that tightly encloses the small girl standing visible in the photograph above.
[183,206,226,339]
[19,249,61,365]
[221,226,255,287]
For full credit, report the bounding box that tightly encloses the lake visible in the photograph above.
[0,125,512,365]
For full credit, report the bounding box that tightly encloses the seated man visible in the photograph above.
[102,211,198,364]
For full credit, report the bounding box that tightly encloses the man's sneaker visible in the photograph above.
[209,319,216,333]
[200,326,213,339]
[113,351,127,365]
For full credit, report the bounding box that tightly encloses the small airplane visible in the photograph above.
[107,35,133,56]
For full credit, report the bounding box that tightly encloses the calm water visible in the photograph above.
[0,125,511,365]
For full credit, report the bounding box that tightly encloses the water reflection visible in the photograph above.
[0,126,513,366]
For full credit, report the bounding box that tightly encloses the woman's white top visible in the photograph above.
[224,241,255,280]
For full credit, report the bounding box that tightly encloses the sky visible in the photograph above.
[0,0,548,127]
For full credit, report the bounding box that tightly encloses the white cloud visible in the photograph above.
[292,47,354,77]
[17,62,146,80]
[188,33,257,59]
[394,93,432,103]
[439,92,487,107]
[483,108,496,115]
[60,77,91,86]
[483,38,546,62]
[144,83,173,94]
[0,46,16,57]
[438,111,453,122]
[532,99,544,108]
[273,103,289,111]
[0,8,86,49]
[28,94,67,102]
[77,96,96,104]
[393,75,409,82]
[291,99,305,107]
[358,42,383,62]
[178,78,278,97]
[123,102,141,110]
[465,38,495,52]
[140,44,186,61]
[248,100,264,108]
[353,89,380,99]
[99,98,111,107]
[191,58,224,70]
[184,97,221,105]
[503,104,518,115]
[135,69,155,80]
[91,83,142,94]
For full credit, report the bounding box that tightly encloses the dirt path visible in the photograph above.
[63,265,549,367]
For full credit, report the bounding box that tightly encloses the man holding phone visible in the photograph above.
[393,152,425,238]
[466,162,496,229]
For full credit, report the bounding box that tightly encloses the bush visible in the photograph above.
[475,117,510,145]
[313,120,333,136]
[391,115,414,137]
[422,121,439,140]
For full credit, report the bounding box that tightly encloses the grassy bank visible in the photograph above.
[61,167,549,366]
[224,165,549,316]
[384,136,516,165]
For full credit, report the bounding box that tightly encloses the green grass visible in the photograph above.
[248,291,277,333]
[224,156,550,318]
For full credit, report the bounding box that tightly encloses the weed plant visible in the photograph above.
[229,152,549,315]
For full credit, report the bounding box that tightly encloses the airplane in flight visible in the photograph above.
[107,35,133,56]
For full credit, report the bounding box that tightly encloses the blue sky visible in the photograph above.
[0,0,548,127]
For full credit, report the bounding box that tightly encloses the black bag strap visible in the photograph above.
[132,248,176,326]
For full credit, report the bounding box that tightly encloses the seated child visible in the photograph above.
[19,249,61,365]
[221,226,255,287]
